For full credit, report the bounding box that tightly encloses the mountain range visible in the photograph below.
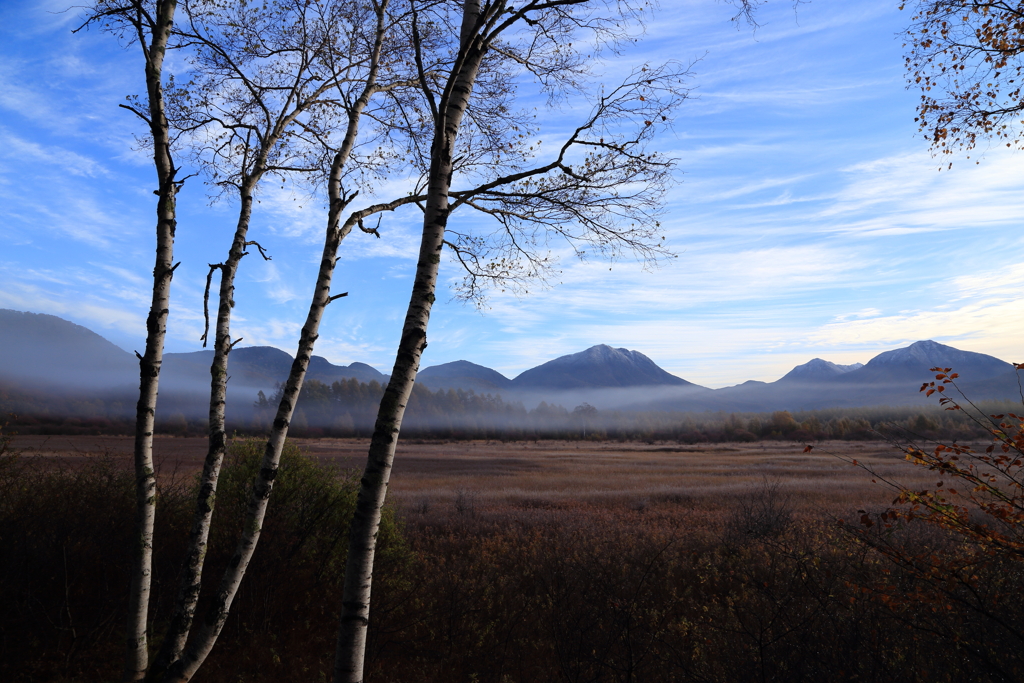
[0,308,1019,415]
[0,309,386,394]
[651,340,1018,414]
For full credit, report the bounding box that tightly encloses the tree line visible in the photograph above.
[261,378,1020,442]
[6,374,1010,444]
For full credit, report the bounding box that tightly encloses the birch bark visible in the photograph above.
[333,4,485,681]
[160,4,423,679]
[162,206,341,683]
[329,0,702,677]
[149,2,418,675]
[124,1,180,680]
[148,177,256,678]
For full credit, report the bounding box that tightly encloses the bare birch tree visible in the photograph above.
[75,2,184,680]
[79,1,430,680]
[155,2,431,680]
[333,1,699,680]
[148,1,396,676]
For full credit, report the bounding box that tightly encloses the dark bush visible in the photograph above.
[725,475,794,540]
[0,438,408,682]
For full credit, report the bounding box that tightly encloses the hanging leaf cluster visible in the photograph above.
[903,1,1024,165]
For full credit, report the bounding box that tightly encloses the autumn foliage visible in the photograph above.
[902,1,1024,161]
[847,365,1024,553]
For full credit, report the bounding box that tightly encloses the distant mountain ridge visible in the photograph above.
[159,347,387,392]
[779,358,863,382]
[637,340,1016,413]
[510,345,693,390]
[417,360,511,393]
[0,310,387,397]
[0,309,1018,415]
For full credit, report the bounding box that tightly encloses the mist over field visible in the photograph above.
[0,309,1017,444]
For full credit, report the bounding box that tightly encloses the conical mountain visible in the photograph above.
[511,344,693,390]
[843,340,1012,384]
[778,358,863,383]
[418,360,511,393]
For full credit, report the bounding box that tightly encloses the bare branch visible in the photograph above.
[118,102,152,124]
[199,263,223,348]
[242,241,272,261]
[326,292,349,304]
[357,214,382,238]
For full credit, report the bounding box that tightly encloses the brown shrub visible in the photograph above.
[4,436,1024,682]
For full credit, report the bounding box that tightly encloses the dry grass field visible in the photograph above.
[9,433,1020,683]
[10,433,952,518]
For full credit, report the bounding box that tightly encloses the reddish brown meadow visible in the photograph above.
[3,435,1020,682]
[9,434,940,516]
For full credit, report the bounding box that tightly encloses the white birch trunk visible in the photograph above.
[162,260,334,683]
[152,24,359,670]
[162,195,416,683]
[148,181,256,679]
[160,7,395,680]
[333,5,485,681]
[125,1,180,680]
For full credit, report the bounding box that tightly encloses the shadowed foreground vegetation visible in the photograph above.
[4,434,1024,682]
[0,438,408,682]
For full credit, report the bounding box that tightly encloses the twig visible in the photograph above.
[174,173,199,189]
[200,264,224,348]
[358,215,382,238]
[243,241,272,260]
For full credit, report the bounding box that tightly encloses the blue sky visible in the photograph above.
[1,0,1021,388]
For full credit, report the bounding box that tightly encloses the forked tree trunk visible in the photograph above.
[148,180,256,679]
[163,219,343,683]
[125,1,180,680]
[161,7,397,680]
[333,5,485,681]
[162,197,413,683]
[152,17,371,669]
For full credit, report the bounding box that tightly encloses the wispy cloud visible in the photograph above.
[0,130,109,177]
[808,298,1023,362]
[1,0,1020,390]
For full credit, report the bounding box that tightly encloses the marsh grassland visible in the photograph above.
[9,435,938,514]
[3,436,1018,682]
